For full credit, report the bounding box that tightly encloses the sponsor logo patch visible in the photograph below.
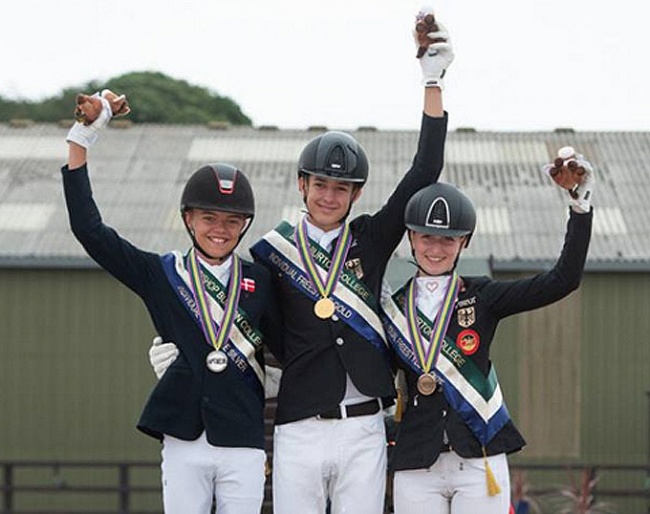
[457,329,480,355]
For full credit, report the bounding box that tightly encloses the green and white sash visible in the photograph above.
[381,283,510,445]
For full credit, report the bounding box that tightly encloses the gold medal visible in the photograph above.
[417,373,437,395]
[314,297,335,319]
[295,220,352,322]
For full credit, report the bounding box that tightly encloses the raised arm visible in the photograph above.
[486,147,595,319]
[62,91,154,295]
[359,8,453,255]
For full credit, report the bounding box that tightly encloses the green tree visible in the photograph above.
[0,71,252,125]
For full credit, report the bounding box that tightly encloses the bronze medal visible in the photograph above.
[417,373,437,395]
[314,297,335,319]
[405,274,460,398]
[206,350,228,373]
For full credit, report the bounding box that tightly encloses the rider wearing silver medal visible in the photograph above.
[62,100,283,514]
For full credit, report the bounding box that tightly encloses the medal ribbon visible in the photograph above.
[381,288,511,446]
[250,223,389,356]
[405,272,460,375]
[187,248,242,352]
[294,218,352,303]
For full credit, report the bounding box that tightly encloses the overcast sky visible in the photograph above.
[2,0,647,132]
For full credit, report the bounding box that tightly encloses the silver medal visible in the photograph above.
[206,350,228,373]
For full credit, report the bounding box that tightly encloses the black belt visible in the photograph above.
[317,399,382,420]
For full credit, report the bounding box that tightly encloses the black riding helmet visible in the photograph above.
[404,182,476,247]
[180,163,255,257]
[181,163,255,217]
[298,131,369,185]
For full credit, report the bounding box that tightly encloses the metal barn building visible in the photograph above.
[1,121,649,513]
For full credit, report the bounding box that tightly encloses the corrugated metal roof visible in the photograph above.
[475,207,511,235]
[1,122,649,269]
[188,137,307,162]
[0,203,56,230]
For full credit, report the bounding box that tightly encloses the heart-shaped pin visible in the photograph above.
[425,280,439,293]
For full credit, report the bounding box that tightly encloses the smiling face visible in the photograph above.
[410,231,466,276]
[183,209,247,264]
[298,175,362,231]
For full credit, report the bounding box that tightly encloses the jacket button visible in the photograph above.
[335,337,344,346]
[332,314,339,322]
[442,409,447,417]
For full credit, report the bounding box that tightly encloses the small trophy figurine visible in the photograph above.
[414,11,445,58]
[547,146,587,199]
[74,89,131,125]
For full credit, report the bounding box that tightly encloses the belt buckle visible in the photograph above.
[315,408,341,420]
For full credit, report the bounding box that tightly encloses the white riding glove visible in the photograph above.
[414,9,454,89]
[542,146,595,213]
[66,93,113,149]
[148,336,283,399]
[568,156,594,213]
[149,336,180,379]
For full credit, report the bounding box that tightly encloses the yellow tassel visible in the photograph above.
[394,389,404,422]
[482,447,501,496]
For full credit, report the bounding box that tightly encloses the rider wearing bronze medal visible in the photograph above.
[62,100,283,514]
[383,148,594,514]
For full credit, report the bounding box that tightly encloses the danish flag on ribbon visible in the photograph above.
[241,278,256,292]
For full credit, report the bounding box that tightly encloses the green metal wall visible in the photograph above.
[491,271,650,514]
[0,267,163,510]
[490,271,650,463]
[1,267,649,512]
